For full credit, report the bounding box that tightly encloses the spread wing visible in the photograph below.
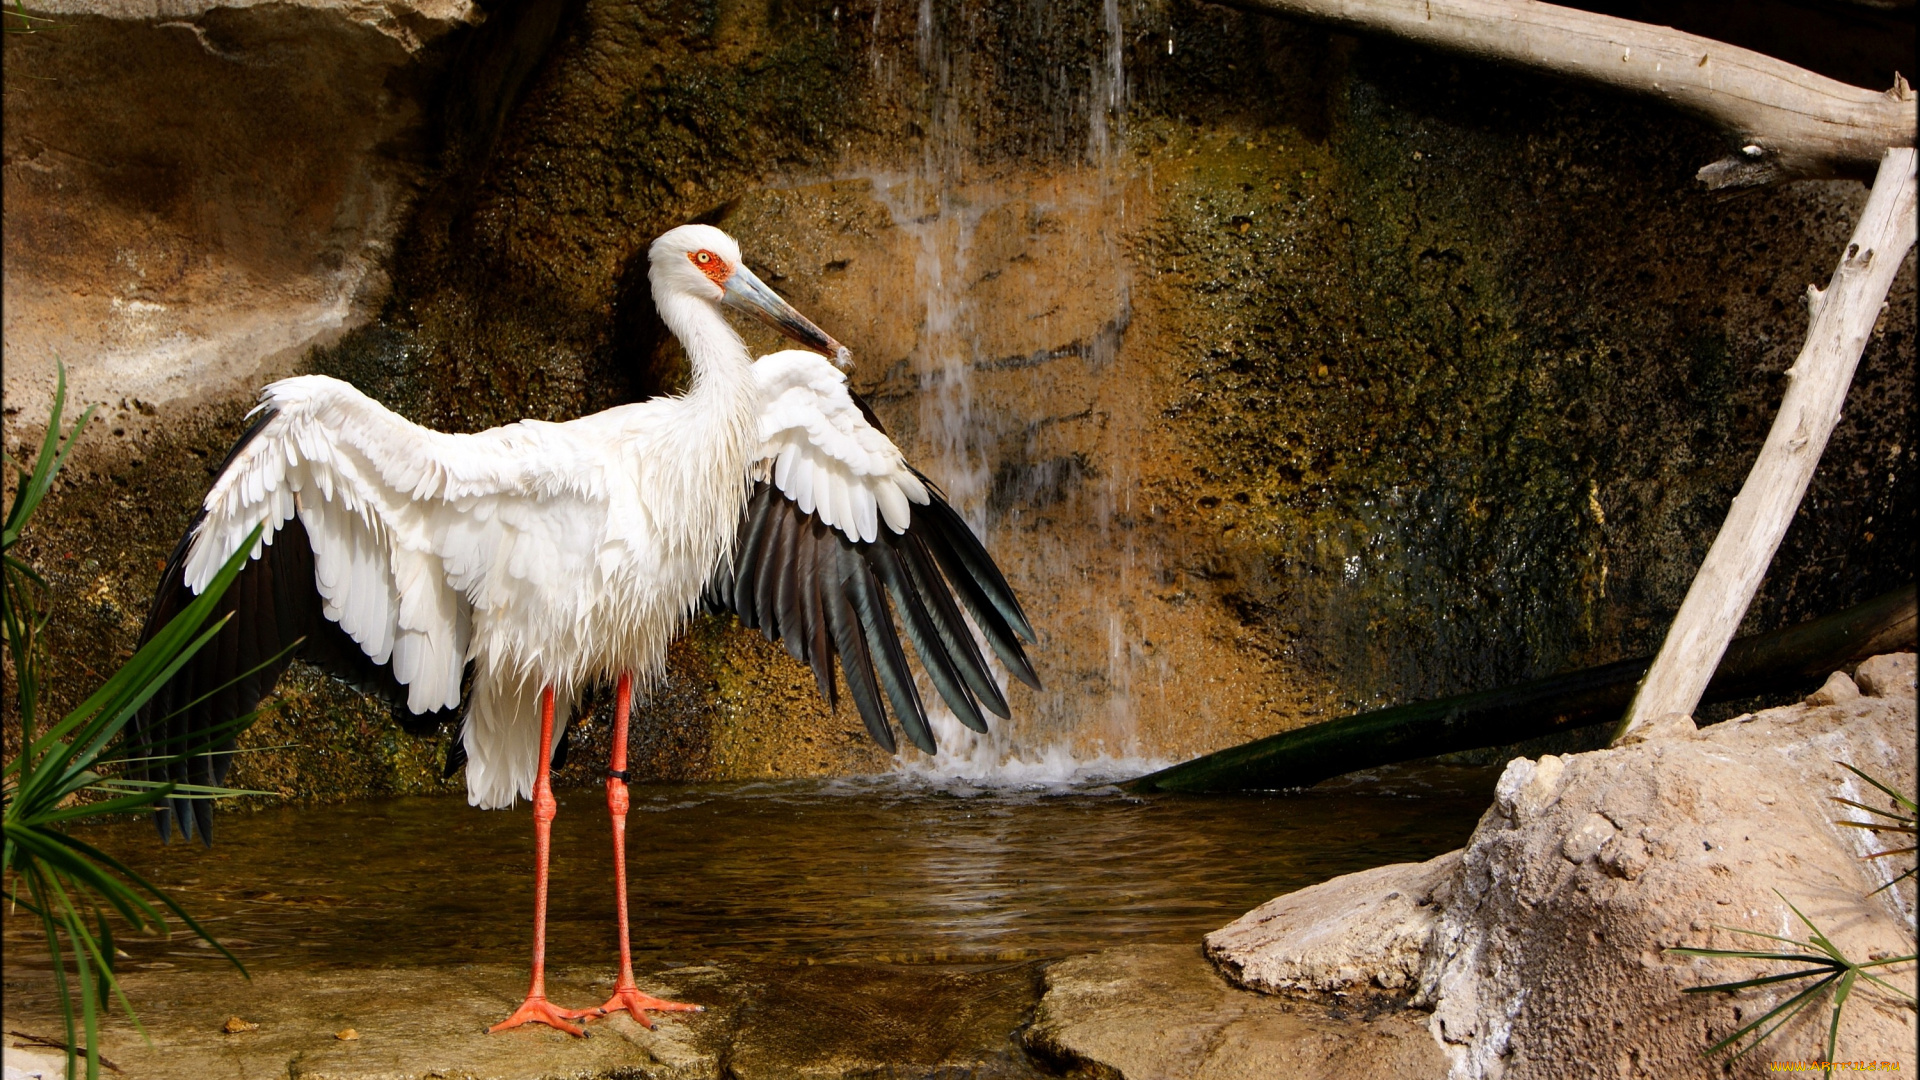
[710,351,1040,755]
[133,375,605,841]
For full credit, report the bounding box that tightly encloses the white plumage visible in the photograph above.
[135,223,1040,1036]
[753,349,930,542]
[176,225,927,810]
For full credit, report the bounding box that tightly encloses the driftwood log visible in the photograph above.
[1126,584,1914,794]
[1616,148,1919,740]
[1222,0,1916,187]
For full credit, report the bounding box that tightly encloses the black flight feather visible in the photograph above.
[714,467,1038,756]
[917,510,1041,691]
[898,530,1008,718]
[821,550,894,752]
[849,554,932,753]
[867,537,987,734]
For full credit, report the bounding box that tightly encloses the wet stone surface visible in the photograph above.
[3,961,1044,1080]
[1026,944,1448,1080]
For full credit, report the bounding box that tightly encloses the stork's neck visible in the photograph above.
[652,292,757,416]
[646,290,762,560]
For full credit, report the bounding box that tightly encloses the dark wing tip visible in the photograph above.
[712,479,1040,755]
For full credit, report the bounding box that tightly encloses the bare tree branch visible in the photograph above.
[1615,147,1917,741]
[1223,0,1916,187]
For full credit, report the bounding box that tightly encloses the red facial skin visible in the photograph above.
[690,249,731,288]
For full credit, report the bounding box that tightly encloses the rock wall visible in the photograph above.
[2,0,476,429]
[1205,654,1918,1079]
[4,0,1914,796]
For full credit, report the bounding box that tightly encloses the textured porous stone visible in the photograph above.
[1206,851,1461,995]
[1614,710,1698,745]
[1208,657,1917,1080]
[1417,666,1916,1079]
[1806,669,1863,706]
[1025,943,1447,1080]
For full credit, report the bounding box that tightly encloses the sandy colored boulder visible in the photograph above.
[1208,656,1916,1080]
[1025,943,1447,1080]
[1206,851,1461,995]
[1806,669,1863,706]
[1416,687,1916,1078]
[1614,710,1698,744]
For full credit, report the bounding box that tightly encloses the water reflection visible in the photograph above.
[3,771,1495,975]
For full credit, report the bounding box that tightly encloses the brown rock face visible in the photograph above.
[3,0,473,429]
[5,0,1914,794]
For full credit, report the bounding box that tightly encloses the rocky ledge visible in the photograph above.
[3,0,475,435]
[3,958,1043,1080]
[1040,653,1917,1079]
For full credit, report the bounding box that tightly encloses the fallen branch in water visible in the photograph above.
[1220,0,1916,187]
[1125,584,1914,794]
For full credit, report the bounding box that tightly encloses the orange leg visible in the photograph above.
[589,671,703,1028]
[491,684,594,1037]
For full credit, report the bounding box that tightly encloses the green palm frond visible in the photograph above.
[1831,761,1918,894]
[1668,890,1917,1063]
[4,368,274,1080]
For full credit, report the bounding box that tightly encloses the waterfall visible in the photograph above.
[859,0,1168,785]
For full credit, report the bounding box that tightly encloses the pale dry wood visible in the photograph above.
[1615,147,1917,741]
[1224,0,1916,187]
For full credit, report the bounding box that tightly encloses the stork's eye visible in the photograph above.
[689,249,731,286]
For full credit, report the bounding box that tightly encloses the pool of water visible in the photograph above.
[5,768,1497,976]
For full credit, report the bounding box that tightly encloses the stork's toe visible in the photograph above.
[488,994,595,1037]
[591,985,704,1028]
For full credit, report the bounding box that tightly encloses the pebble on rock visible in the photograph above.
[1805,669,1862,706]
[1853,652,1916,698]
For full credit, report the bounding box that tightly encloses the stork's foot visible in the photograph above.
[591,984,704,1029]
[489,994,595,1037]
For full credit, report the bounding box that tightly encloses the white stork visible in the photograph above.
[131,224,1039,1034]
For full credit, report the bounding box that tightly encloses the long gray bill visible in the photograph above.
[723,264,851,368]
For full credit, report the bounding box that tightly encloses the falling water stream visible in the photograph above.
[852,0,1160,781]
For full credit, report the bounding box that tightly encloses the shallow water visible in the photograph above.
[7,769,1496,976]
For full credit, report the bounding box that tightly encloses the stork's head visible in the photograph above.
[648,224,851,368]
